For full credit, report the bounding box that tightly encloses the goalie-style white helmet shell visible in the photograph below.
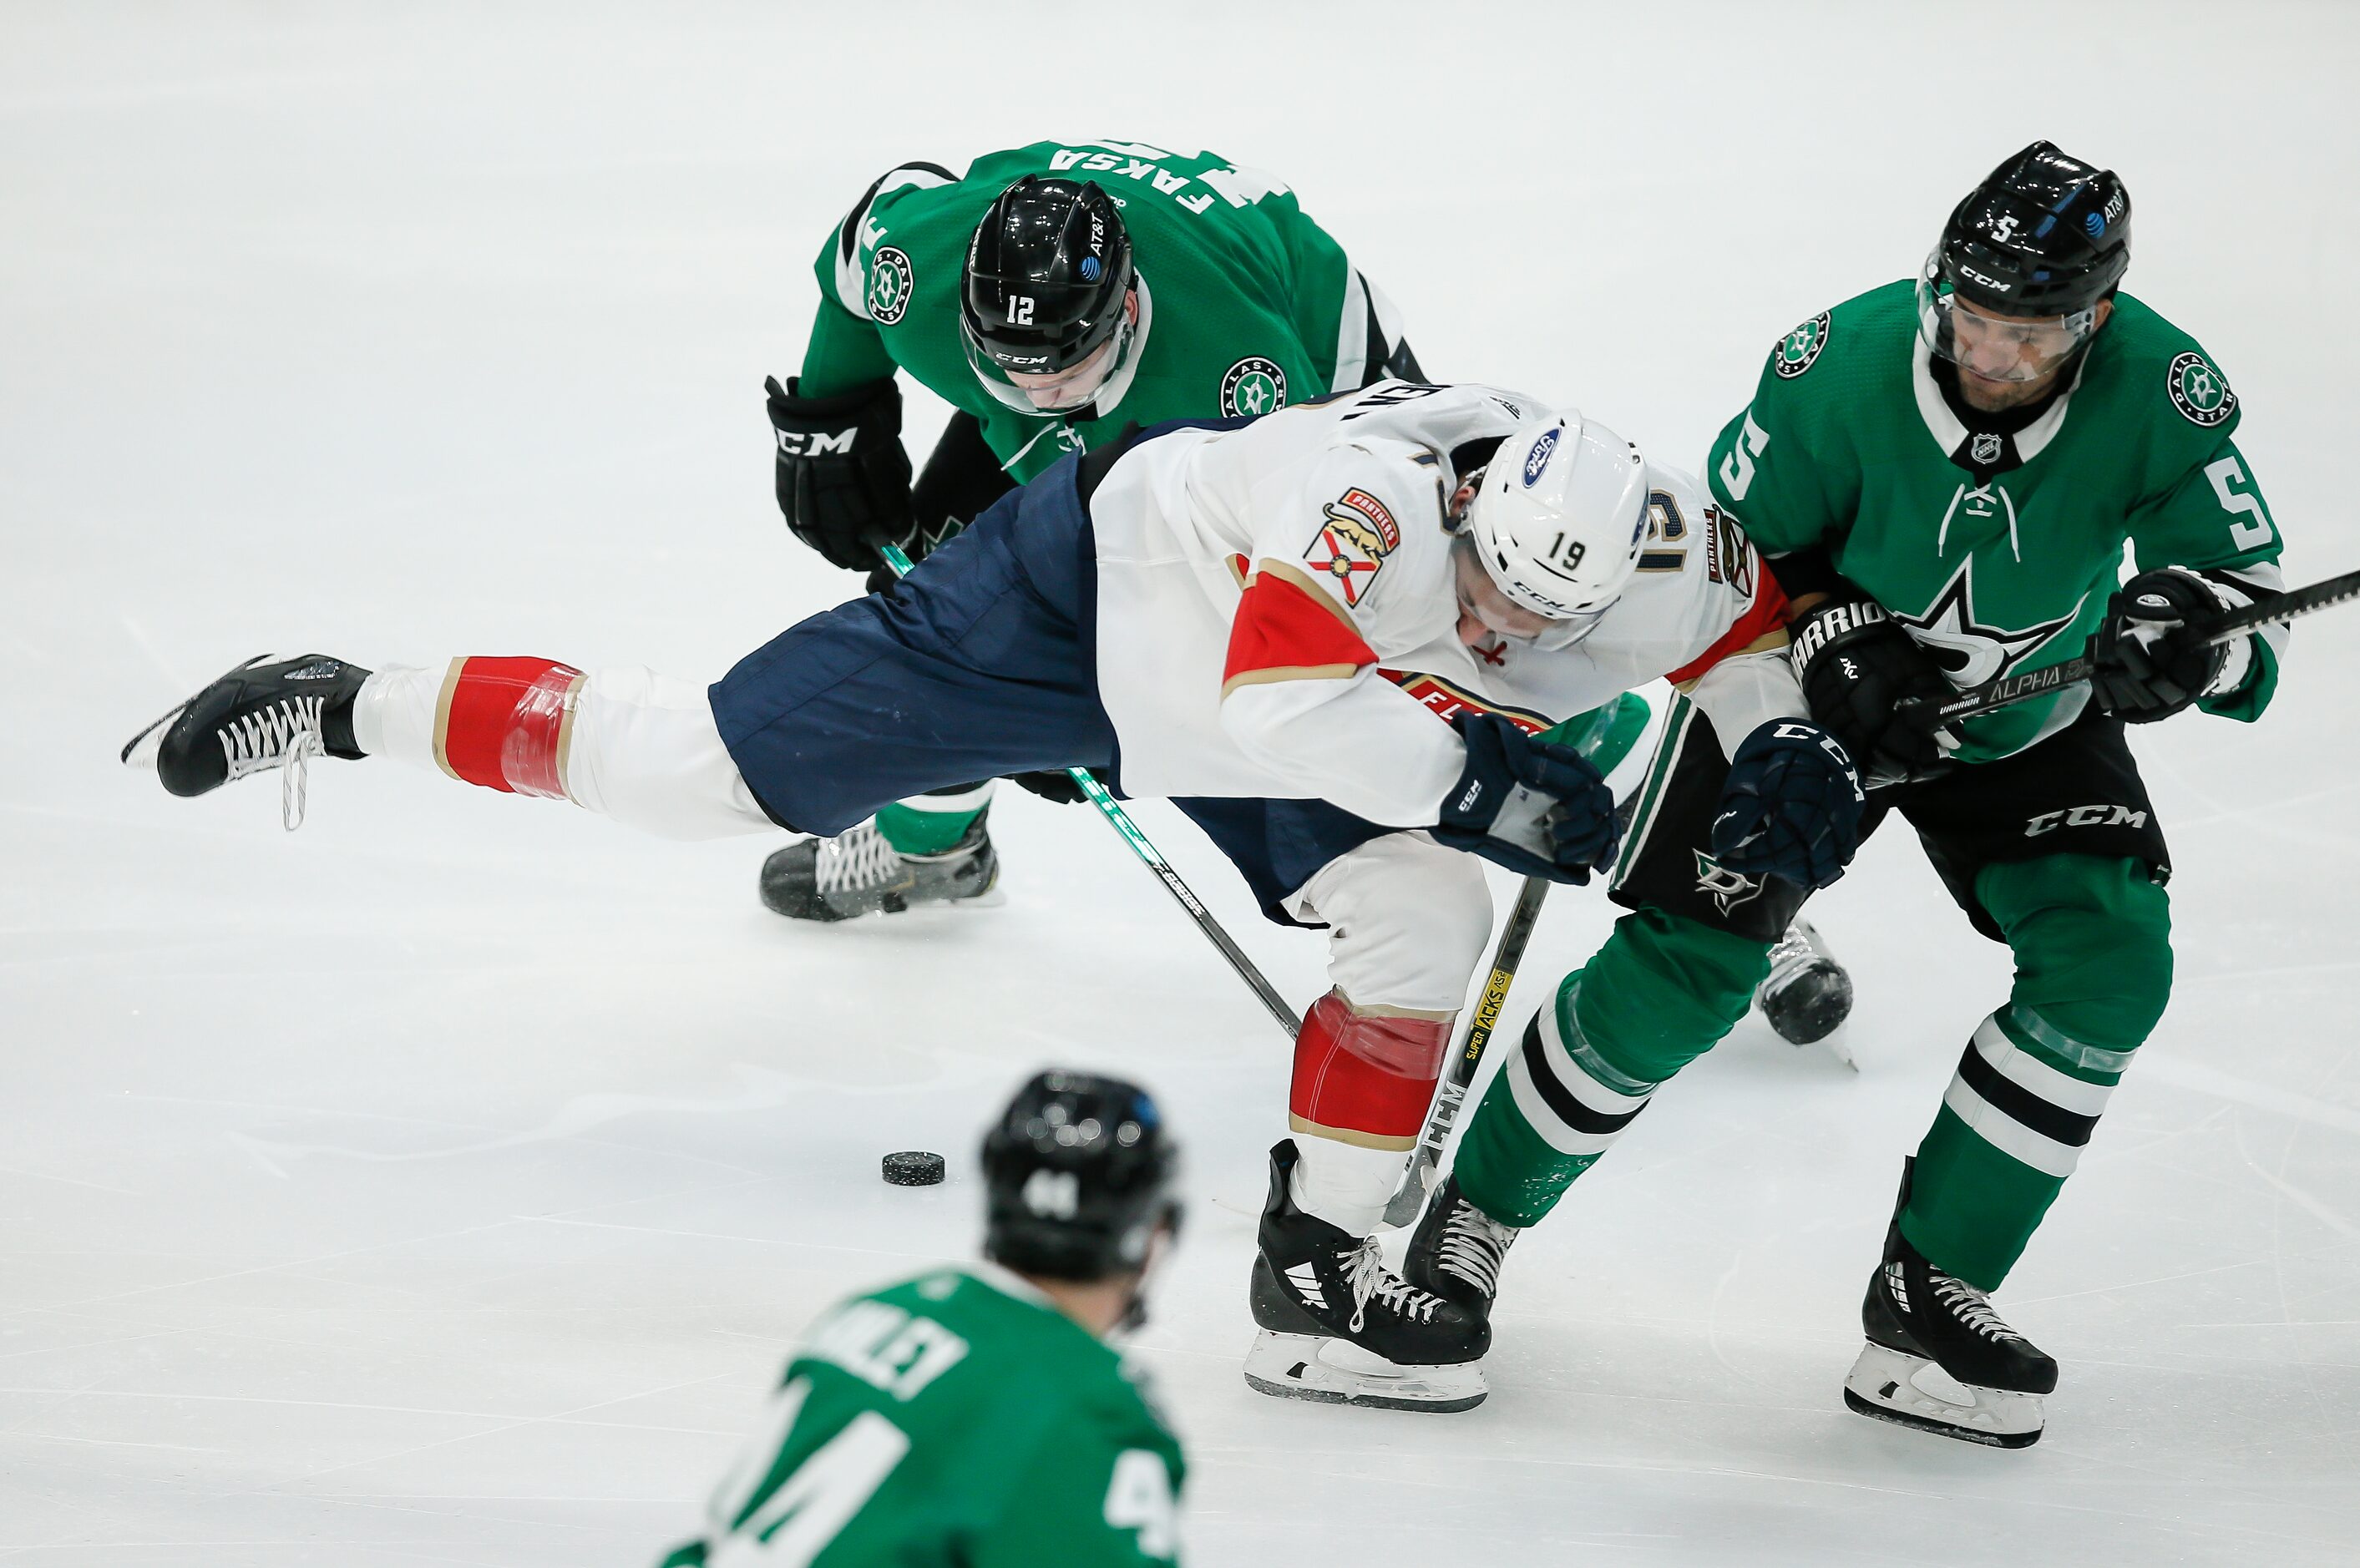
[1463,410,1649,620]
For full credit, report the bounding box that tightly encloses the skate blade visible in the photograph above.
[119,653,278,769]
[1842,1340,2043,1448]
[119,700,185,769]
[1241,1330,1486,1413]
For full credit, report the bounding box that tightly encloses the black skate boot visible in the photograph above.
[1242,1141,1488,1412]
[1402,1173,1519,1323]
[121,655,371,828]
[1842,1159,2057,1448]
[758,813,1001,922]
[1757,918,1854,1048]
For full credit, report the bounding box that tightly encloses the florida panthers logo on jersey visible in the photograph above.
[1302,488,1399,607]
[1892,558,2085,688]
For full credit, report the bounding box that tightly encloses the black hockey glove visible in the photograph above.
[765,375,915,572]
[1710,719,1866,891]
[2091,568,2233,724]
[1007,766,1109,805]
[1790,594,1956,786]
[1432,712,1618,884]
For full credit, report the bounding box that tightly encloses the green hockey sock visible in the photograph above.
[1454,910,1769,1228]
[873,781,996,857]
[1899,855,2171,1289]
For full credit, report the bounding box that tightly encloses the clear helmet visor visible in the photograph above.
[1917,250,2097,385]
[962,304,1137,416]
[1450,530,1613,652]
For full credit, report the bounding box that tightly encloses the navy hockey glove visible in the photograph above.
[1433,712,1619,884]
[1007,767,1111,805]
[1790,594,1956,785]
[1710,719,1865,891]
[766,375,916,572]
[2091,568,2234,724]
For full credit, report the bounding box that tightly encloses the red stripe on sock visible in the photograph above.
[440,656,583,797]
[1289,989,1451,1140]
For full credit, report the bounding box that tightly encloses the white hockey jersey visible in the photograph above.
[1086,382,1800,825]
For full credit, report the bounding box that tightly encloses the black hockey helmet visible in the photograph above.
[960,176,1137,412]
[1918,141,2130,382]
[981,1069,1180,1284]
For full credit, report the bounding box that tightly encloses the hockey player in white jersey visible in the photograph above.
[124,381,1866,1409]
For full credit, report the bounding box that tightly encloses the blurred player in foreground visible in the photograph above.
[1404,142,2290,1448]
[660,1070,1185,1565]
[124,377,1861,1410]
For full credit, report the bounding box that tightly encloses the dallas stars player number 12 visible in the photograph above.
[758,140,1426,924]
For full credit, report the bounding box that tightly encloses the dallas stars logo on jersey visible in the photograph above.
[1222,357,1288,417]
[2167,350,2235,427]
[1773,313,1831,379]
[1895,558,2084,688]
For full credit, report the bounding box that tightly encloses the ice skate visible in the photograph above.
[121,654,371,828]
[1842,1160,2056,1448]
[1402,1172,1520,1323]
[758,815,1001,922]
[1242,1141,1487,1413]
[1757,918,1855,1050]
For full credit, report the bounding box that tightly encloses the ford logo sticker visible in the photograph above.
[1523,426,1562,488]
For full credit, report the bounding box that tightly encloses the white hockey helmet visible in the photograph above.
[1459,410,1650,640]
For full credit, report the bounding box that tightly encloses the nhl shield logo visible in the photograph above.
[1970,432,2004,465]
[1772,312,1831,379]
[2166,350,2236,427]
[1221,357,1288,417]
[866,246,915,325]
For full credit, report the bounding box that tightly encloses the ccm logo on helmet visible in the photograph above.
[1523,426,1562,488]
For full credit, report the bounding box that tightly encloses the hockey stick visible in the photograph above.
[1894,564,2360,727]
[878,544,1302,1039]
[1380,873,1549,1229]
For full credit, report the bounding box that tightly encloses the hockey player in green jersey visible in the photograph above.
[1405,142,2292,1446]
[659,1070,1186,1565]
[757,141,1429,921]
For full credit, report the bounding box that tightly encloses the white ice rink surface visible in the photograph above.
[7,3,2360,1563]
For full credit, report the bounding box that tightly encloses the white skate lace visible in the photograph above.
[1435,1201,1517,1298]
[1343,1236,1446,1335]
[216,696,325,832]
[814,822,905,895]
[1930,1272,2023,1343]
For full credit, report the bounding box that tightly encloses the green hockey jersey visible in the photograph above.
[799,139,1390,483]
[1704,281,2287,763]
[661,1264,1184,1567]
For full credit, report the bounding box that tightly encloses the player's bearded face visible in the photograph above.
[1949,300,2083,384]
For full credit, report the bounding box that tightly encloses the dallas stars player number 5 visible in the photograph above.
[1406,141,2292,1448]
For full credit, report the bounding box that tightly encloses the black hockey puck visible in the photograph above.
[883,1151,945,1186]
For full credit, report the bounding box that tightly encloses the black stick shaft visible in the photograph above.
[1382,875,1549,1227]
[879,544,1300,1039]
[1897,564,2358,726]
